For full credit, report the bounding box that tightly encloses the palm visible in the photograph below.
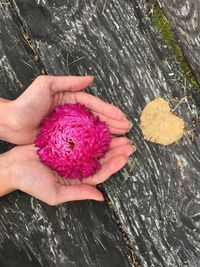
[12,76,131,145]
[1,75,135,204]
[10,136,134,205]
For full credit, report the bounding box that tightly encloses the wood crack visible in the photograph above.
[104,193,142,267]
[8,0,47,75]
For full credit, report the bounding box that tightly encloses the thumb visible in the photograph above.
[34,75,94,93]
[56,183,104,204]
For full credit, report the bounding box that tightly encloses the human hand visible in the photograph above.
[1,75,132,145]
[0,137,134,205]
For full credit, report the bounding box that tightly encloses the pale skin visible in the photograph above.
[0,75,135,205]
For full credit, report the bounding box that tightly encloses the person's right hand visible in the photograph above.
[0,137,135,205]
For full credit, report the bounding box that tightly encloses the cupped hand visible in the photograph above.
[6,75,132,145]
[5,137,134,205]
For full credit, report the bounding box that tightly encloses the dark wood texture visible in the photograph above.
[159,0,200,84]
[0,1,40,154]
[12,0,200,266]
[0,3,133,267]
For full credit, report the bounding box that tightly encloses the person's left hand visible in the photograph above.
[2,75,132,145]
[1,137,134,205]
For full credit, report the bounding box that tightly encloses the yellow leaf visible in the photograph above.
[140,98,185,145]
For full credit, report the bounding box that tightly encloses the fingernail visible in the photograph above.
[127,145,136,156]
[128,121,133,131]
[89,76,95,86]
[132,145,137,152]
[131,145,137,153]
[97,196,105,201]
[128,139,133,144]
[122,115,127,120]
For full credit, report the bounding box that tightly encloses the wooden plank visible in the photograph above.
[0,2,40,153]
[13,0,200,266]
[0,3,133,267]
[158,0,200,84]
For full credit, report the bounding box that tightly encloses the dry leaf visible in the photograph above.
[140,98,185,145]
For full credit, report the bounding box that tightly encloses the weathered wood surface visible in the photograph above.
[12,0,200,266]
[158,0,200,84]
[0,1,39,154]
[0,3,133,267]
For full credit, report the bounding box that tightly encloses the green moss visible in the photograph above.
[152,2,200,90]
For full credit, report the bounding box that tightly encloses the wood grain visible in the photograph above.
[12,0,200,266]
[0,2,39,152]
[0,3,133,267]
[158,0,200,84]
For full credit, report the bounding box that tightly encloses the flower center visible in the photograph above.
[68,140,75,150]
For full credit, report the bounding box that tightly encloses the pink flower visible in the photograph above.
[35,103,111,180]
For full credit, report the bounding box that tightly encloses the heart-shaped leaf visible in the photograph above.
[140,98,185,145]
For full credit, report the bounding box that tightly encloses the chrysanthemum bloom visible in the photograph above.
[35,103,111,180]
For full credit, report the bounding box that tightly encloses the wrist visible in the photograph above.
[0,98,17,143]
[0,151,17,196]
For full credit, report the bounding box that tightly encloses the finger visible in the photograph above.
[109,127,130,135]
[110,137,132,148]
[35,75,94,93]
[55,184,104,203]
[0,98,10,103]
[100,144,135,164]
[75,92,126,121]
[16,144,39,160]
[83,155,128,185]
[92,112,131,130]
[17,128,40,145]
